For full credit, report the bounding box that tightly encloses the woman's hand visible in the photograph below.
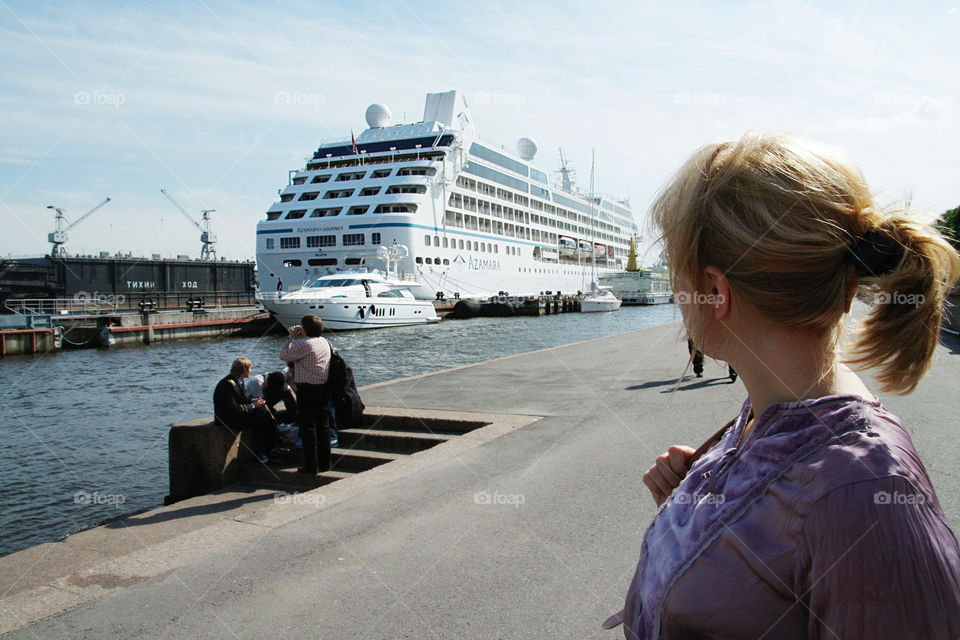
[642,446,696,507]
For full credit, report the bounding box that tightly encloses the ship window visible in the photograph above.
[359,187,381,196]
[425,258,432,264]
[299,192,320,201]
[347,206,369,216]
[343,233,365,246]
[396,167,436,177]
[266,210,283,220]
[435,256,440,264]
[311,207,342,217]
[280,194,294,202]
[265,238,275,249]
[285,209,307,219]
[378,289,405,298]
[344,257,364,265]
[283,259,301,267]
[336,171,366,181]
[371,168,391,178]
[311,174,331,183]
[473,241,479,250]
[385,184,427,195]
[458,239,464,249]
[280,237,300,249]
[480,242,485,252]
[494,245,498,254]
[442,237,448,248]
[292,176,307,185]
[308,258,338,266]
[373,204,417,214]
[372,233,381,245]
[424,234,430,245]
[306,235,336,248]
[416,257,423,264]
[443,259,450,265]
[323,189,354,199]
[433,235,440,246]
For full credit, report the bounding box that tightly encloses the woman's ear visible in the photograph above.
[703,266,731,320]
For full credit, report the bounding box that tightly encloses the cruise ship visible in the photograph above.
[255,90,637,309]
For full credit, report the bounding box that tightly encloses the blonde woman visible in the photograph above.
[612,133,960,638]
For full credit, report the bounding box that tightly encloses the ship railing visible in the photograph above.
[4,297,121,316]
[5,292,259,316]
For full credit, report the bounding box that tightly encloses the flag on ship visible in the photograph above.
[351,130,358,154]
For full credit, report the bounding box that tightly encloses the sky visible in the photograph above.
[1,0,958,264]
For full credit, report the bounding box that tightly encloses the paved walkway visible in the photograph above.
[2,321,958,638]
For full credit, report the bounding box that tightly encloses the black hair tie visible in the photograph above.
[851,229,902,277]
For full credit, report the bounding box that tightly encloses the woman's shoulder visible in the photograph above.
[780,398,937,509]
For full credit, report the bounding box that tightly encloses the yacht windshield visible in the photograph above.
[312,278,365,288]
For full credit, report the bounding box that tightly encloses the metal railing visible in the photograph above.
[5,291,258,315]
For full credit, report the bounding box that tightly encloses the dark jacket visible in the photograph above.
[213,375,252,427]
[326,350,364,428]
[263,384,297,420]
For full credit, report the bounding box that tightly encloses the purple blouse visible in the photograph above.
[623,395,960,639]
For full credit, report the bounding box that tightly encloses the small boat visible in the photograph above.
[578,151,622,314]
[260,271,438,330]
[580,283,622,313]
[259,244,439,330]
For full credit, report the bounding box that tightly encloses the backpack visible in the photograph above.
[325,341,365,428]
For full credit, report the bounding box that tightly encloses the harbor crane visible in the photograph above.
[46,197,111,257]
[160,188,217,261]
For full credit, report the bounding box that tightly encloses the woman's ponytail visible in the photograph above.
[846,214,960,394]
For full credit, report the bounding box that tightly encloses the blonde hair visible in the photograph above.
[230,357,252,377]
[652,132,960,394]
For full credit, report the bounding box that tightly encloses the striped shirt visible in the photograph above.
[279,337,331,384]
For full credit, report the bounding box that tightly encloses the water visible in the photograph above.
[0,305,678,557]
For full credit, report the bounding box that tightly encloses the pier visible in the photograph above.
[1,320,958,638]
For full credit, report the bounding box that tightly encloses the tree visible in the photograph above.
[937,205,960,251]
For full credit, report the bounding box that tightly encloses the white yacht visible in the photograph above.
[580,285,622,312]
[259,245,438,330]
[256,90,637,311]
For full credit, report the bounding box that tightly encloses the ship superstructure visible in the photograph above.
[256,90,636,302]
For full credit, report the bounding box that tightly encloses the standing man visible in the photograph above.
[276,276,283,298]
[280,315,332,474]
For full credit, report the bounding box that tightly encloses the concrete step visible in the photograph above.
[337,428,455,453]
[357,414,487,435]
[330,448,402,472]
[241,464,354,491]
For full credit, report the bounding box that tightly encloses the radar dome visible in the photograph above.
[365,103,392,128]
[516,137,537,161]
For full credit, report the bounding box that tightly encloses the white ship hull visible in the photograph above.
[255,91,637,305]
[264,294,438,330]
[260,272,438,331]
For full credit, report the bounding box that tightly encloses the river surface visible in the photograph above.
[0,305,679,557]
